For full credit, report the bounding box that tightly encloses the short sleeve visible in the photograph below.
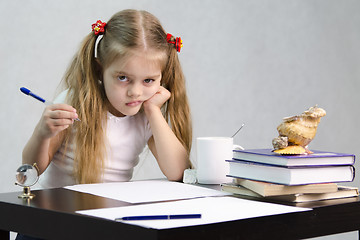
[53,89,69,104]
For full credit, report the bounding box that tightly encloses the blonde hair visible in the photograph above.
[61,9,192,183]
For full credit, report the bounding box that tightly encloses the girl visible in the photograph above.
[22,9,192,189]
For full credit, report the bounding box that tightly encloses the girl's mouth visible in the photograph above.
[126,101,143,107]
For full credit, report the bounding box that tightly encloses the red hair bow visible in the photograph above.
[166,33,183,52]
[91,20,106,36]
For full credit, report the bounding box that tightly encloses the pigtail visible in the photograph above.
[162,47,193,160]
[62,33,107,184]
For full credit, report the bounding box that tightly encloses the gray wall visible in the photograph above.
[1,1,359,239]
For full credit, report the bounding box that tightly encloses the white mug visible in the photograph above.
[196,137,235,184]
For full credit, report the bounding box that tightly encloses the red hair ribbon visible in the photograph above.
[166,33,183,52]
[92,20,106,36]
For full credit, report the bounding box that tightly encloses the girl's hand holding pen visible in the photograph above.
[20,87,80,139]
[37,104,79,139]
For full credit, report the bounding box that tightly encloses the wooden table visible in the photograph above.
[0,187,360,240]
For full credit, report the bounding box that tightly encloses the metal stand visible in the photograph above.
[18,186,35,199]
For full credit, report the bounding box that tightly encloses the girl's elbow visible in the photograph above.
[166,169,184,182]
[167,175,183,182]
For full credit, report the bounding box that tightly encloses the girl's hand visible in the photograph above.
[36,104,78,139]
[143,86,171,112]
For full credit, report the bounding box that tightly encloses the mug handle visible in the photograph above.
[233,144,244,150]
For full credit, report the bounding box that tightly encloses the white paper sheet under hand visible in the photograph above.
[77,196,311,229]
[64,180,229,203]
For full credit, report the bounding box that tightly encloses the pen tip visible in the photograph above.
[20,87,30,95]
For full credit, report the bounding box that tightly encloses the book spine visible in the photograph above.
[233,149,356,166]
[227,159,355,169]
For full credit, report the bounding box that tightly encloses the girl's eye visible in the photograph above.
[117,76,128,82]
[144,79,154,84]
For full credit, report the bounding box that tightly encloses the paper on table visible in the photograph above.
[64,180,230,203]
[77,196,312,229]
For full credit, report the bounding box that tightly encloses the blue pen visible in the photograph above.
[115,214,202,221]
[20,87,80,121]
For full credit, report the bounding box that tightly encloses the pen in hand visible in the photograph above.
[115,214,202,221]
[20,87,81,121]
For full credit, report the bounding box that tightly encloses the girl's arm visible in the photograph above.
[144,87,189,181]
[22,104,78,174]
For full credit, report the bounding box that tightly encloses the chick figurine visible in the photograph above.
[272,105,326,154]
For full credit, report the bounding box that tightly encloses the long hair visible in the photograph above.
[61,9,192,183]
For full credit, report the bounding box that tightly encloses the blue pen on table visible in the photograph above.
[115,214,202,221]
[20,87,80,121]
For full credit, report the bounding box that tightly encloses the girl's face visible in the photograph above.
[102,54,162,117]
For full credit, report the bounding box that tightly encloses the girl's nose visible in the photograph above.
[127,83,142,98]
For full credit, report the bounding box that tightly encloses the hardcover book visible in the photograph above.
[221,183,261,197]
[221,183,359,203]
[232,178,338,197]
[226,159,355,185]
[270,186,359,203]
[233,149,355,167]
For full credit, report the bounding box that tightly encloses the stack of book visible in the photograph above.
[222,149,358,202]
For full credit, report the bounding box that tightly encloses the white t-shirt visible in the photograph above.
[38,91,152,188]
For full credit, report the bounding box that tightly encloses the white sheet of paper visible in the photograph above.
[64,180,230,203]
[77,196,312,229]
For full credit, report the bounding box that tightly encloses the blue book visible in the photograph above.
[233,149,355,167]
[226,159,355,185]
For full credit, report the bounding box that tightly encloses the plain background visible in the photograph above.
[1,1,359,239]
